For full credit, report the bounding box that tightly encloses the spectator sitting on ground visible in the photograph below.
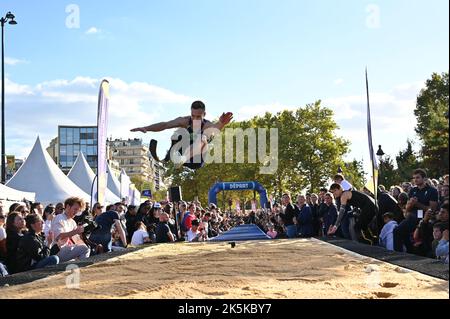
[51,197,90,263]
[266,223,278,239]
[43,205,55,242]
[130,222,151,246]
[5,212,27,274]
[186,219,207,242]
[155,212,175,243]
[379,212,398,251]
[15,214,59,273]
[431,222,447,259]
[436,228,449,264]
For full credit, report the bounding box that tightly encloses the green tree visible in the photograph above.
[165,101,351,203]
[339,160,366,190]
[396,140,422,182]
[414,72,449,177]
[378,156,399,188]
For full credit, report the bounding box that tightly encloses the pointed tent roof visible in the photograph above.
[6,137,90,204]
[68,153,120,204]
[107,162,122,198]
[0,183,36,202]
[68,152,95,195]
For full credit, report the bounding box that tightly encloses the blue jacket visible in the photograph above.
[379,220,398,251]
[323,204,338,234]
[296,204,314,237]
[436,240,449,264]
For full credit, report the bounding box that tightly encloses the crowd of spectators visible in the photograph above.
[0,168,448,277]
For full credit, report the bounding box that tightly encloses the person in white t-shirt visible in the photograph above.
[186,220,207,242]
[131,222,151,246]
[334,173,353,191]
[51,197,90,263]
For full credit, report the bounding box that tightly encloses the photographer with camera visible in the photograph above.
[89,205,127,252]
[51,197,90,263]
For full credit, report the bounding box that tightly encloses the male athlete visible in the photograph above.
[131,101,233,170]
[327,183,379,244]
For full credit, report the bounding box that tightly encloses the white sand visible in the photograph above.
[1,239,448,299]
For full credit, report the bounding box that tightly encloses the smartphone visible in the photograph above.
[417,210,424,219]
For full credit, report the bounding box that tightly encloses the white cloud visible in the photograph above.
[334,78,344,86]
[86,27,101,35]
[235,81,426,174]
[5,57,29,66]
[4,76,193,159]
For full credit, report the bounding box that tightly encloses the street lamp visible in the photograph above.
[376,145,385,162]
[1,11,18,184]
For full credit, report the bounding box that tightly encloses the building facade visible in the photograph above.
[108,138,166,190]
[58,126,98,174]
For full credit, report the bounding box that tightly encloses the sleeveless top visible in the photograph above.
[347,190,376,209]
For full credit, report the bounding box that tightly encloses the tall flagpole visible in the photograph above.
[365,68,378,208]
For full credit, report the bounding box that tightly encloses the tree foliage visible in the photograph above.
[414,71,449,176]
[165,101,352,204]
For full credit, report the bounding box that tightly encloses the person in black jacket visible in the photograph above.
[16,214,59,273]
[5,212,26,274]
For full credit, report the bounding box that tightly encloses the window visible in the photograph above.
[74,128,80,143]
[87,146,95,156]
[60,145,67,155]
[60,128,67,145]
[67,145,74,156]
[81,128,87,133]
[74,145,80,156]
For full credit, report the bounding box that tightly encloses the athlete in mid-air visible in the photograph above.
[131,101,233,170]
[327,183,380,244]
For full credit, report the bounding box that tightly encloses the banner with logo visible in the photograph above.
[96,80,110,205]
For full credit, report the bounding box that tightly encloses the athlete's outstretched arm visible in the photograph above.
[131,117,188,133]
[204,112,234,131]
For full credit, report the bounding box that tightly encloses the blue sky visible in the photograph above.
[1,0,449,175]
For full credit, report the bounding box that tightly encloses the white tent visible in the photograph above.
[107,162,122,199]
[68,152,120,205]
[0,183,36,202]
[119,169,131,203]
[6,137,90,205]
[131,187,141,206]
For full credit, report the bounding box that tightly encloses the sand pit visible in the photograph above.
[1,239,448,299]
